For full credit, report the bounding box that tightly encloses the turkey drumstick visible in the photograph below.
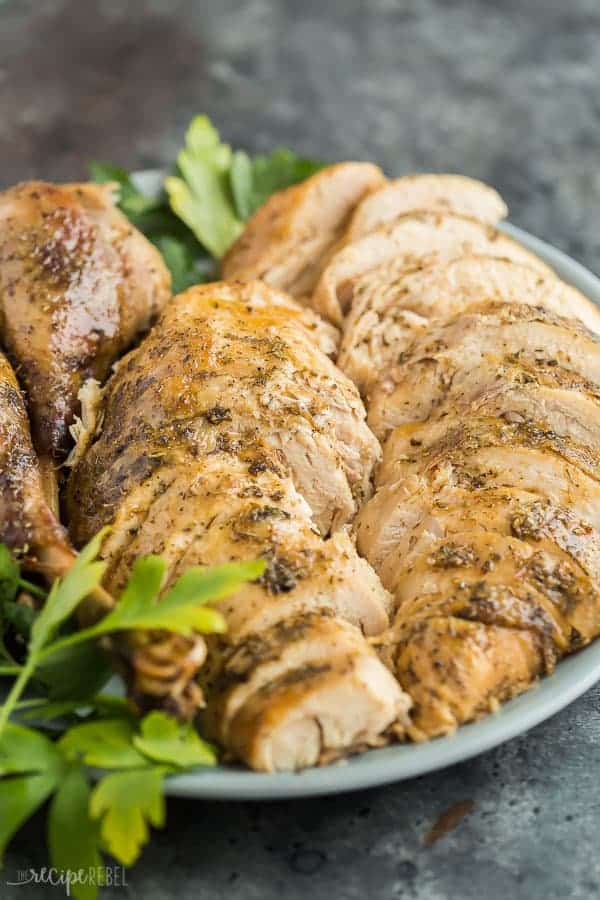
[0,180,171,470]
[0,348,72,579]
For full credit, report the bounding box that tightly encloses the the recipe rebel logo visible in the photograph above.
[6,865,128,895]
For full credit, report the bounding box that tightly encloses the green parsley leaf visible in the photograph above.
[19,699,94,723]
[89,161,214,290]
[0,723,63,776]
[30,529,109,653]
[152,235,214,293]
[0,544,19,604]
[116,553,166,608]
[88,162,162,219]
[92,558,264,638]
[0,773,61,862]
[19,694,130,725]
[34,640,112,702]
[90,767,165,866]
[91,116,324,283]
[230,148,325,219]
[1,598,35,640]
[58,719,148,770]
[133,711,216,768]
[48,767,102,900]
[165,115,243,258]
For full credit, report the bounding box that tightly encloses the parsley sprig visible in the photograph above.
[0,534,265,897]
[90,114,324,291]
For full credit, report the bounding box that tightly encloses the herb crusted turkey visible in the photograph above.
[67,281,410,771]
[6,156,599,774]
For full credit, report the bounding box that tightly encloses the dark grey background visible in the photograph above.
[2,1,600,898]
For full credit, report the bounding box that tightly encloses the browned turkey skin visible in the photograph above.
[0,180,171,463]
[0,178,175,688]
[0,349,72,578]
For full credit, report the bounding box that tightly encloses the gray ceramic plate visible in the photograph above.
[27,172,599,799]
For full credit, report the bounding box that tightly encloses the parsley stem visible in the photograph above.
[13,698,47,708]
[37,623,105,662]
[0,655,37,737]
[18,576,48,600]
[0,664,22,675]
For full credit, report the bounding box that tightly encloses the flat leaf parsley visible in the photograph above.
[90,114,324,288]
[0,536,265,898]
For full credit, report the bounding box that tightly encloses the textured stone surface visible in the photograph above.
[2,1,600,897]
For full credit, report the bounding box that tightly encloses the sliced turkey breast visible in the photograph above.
[221,162,385,296]
[311,211,554,325]
[228,638,408,771]
[373,362,600,460]
[205,613,410,771]
[395,616,544,739]
[90,455,391,639]
[202,279,339,357]
[78,467,405,770]
[394,530,588,656]
[378,491,600,628]
[82,448,403,752]
[357,417,600,575]
[338,256,600,395]
[68,282,378,537]
[375,254,600,331]
[359,475,600,740]
[368,302,600,438]
[345,174,507,242]
[358,479,600,612]
[391,516,600,739]
[381,414,600,495]
[66,282,409,769]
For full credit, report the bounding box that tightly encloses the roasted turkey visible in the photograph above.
[355,302,600,738]
[0,348,72,578]
[0,181,171,464]
[338,256,600,397]
[343,173,508,242]
[311,210,553,325]
[3,162,600,772]
[226,163,600,749]
[222,162,385,296]
[66,281,410,770]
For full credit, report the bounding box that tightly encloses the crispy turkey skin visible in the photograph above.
[0,180,171,461]
[0,349,72,578]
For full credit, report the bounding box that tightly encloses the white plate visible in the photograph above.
[24,170,600,799]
